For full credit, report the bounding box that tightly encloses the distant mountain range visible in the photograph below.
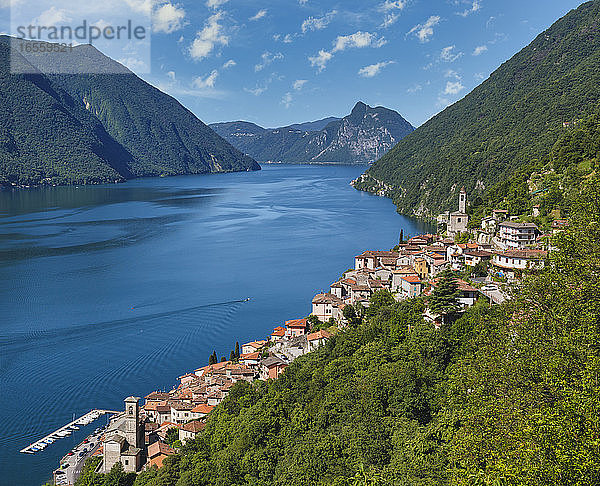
[0,37,259,187]
[210,102,415,164]
[354,1,600,217]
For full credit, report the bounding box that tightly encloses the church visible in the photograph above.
[437,187,469,237]
[102,397,145,473]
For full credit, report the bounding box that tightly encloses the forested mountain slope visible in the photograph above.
[210,102,414,164]
[354,1,600,217]
[0,37,259,187]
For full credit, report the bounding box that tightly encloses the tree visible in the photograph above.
[428,271,461,322]
[307,314,322,331]
[235,341,240,358]
[399,229,405,244]
[208,351,217,365]
[230,350,236,362]
[165,427,179,446]
[342,304,361,327]
[220,356,226,362]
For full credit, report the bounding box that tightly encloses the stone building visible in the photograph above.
[438,187,469,237]
[103,397,145,473]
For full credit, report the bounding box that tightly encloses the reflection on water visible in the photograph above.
[0,165,433,485]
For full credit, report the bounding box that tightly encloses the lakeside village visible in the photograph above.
[52,187,568,485]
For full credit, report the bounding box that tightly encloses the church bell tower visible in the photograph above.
[459,187,467,213]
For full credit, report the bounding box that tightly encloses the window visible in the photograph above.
[457,217,462,222]
[124,460,129,466]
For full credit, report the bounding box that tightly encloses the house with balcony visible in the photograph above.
[498,222,539,249]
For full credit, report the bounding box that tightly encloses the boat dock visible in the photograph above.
[20,409,119,454]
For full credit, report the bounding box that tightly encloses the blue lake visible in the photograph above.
[0,164,432,485]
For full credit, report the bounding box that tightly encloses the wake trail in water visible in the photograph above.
[0,298,250,353]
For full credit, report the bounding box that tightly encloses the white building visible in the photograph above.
[498,222,538,249]
[492,249,547,278]
[312,293,345,322]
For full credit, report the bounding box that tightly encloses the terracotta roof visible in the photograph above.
[145,391,170,401]
[307,329,333,341]
[148,441,176,459]
[312,293,344,305]
[155,405,171,413]
[285,318,307,328]
[181,420,205,433]
[400,275,421,283]
[392,266,417,275]
[494,249,548,259]
[239,351,260,360]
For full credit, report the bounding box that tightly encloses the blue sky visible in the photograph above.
[0,0,586,127]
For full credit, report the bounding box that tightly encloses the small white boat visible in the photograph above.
[38,443,47,449]
[70,425,79,430]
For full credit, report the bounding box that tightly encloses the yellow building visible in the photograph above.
[414,257,428,280]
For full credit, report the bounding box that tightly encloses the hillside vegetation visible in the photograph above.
[75,171,600,485]
[0,37,259,187]
[354,1,600,217]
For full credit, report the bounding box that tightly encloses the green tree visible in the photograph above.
[235,341,240,358]
[208,351,217,365]
[428,271,461,322]
[165,427,179,447]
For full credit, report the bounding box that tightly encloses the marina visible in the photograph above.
[20,410,119,455]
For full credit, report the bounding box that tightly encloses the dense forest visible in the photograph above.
[210,102,414,164]
[354,1,600,218]
[0,37,259,187]
[72,172,600,485]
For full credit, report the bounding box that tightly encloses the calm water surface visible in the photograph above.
[0,164,431,485]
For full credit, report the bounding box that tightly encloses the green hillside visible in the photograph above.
[74,173,600,486]
[0,42,133,186]
[0,37,259,187]
[354,1,600,217]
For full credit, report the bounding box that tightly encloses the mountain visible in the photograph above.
[0,37,259,187]
[210,102,415,164]
[284,116,340,132]
[353,1,600,217]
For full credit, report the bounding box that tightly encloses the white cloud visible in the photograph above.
[167,70,176,81]
[301,10,337,33]
[308,49,333,72]
[333,31,386,52]
[153,2,186,34]
[283,34,293,43]
[33,7,70,26]
[189,12,228,61]
[299,0,308,4]
[407,84,422,94]
[443,80,465,95]
[222,59,236,69]
[358,60,394,78]
[206,0,228,8]
[281,92,293,108]
[309,31,385,73]
[440,45,463,62]
[249,9,267,21]
[474,72,486,81]
[444,69,460,79]
[457,0,481,17]
[293,79,308,90]
[381,0,406,10]
[193,69,219,89]
[244,86,267,96]
[407,15,441,43]
[381,13,400,28]
[473,44,488,56]
[254,51,283,72]
[118,57,148,73]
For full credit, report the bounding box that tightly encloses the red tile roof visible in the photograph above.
[285,318,307,328]
[307,329,333,341]
[181,420,205,433]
